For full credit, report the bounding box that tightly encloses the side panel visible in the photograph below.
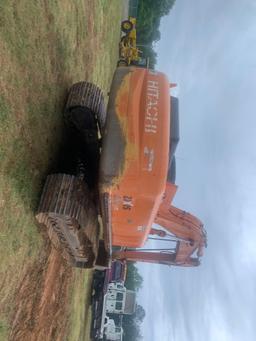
[100,67,170,248]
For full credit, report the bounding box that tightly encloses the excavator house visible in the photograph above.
[36,66,207,269]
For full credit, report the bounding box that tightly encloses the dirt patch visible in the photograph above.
[9,236,72,341]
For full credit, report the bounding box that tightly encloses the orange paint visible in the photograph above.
[103,68,171,247]
[100,66,206,267]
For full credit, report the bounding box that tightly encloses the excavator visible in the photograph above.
[36,66,207,269]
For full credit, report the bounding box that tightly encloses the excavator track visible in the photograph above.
[36,81,107,268]
[36,174,99,268]
[65,81,106,133]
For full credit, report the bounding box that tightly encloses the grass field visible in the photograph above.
[0,1,124,340]
[67,269,93,341]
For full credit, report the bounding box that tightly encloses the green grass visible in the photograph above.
[0,318,9,341]
[0,0,124,339]
[67,269,94,341]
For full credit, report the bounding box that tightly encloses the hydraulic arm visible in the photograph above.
[113,182,207,267]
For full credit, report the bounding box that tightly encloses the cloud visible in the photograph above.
[138,1,256,340]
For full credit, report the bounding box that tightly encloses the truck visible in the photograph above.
[103,317,123,341]
[36,65,207,270]
[105,282,136,315]
[91,261,127,340]
[91,281,135,340]
[92,260,127,298]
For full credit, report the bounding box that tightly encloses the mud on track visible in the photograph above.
[9,236,72,341]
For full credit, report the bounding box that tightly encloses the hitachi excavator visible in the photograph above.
[36,66,207,269]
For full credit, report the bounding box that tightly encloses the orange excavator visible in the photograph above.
[36,66,207,269]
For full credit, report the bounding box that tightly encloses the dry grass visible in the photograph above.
[0,0,124,339]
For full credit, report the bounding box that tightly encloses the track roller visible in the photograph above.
[36,174,99,268]
[65,81,106,134]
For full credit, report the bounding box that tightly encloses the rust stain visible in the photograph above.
[110,73,138,188]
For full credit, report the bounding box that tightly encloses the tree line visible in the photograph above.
[135,0,176,68]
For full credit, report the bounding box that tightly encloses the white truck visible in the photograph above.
[91,282,136,340]
[105,282,136,315]
[103,317,123,341]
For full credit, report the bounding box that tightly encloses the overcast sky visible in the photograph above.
[138,1,256,340]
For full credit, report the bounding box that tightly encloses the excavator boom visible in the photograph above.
[113,250,201,267]
[113,182,207,267]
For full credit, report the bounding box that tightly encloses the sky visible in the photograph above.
[138,1,256,340]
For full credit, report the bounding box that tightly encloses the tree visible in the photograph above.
[136,0,176,68]
[122,265,145,341]
[123,314,142,341]
[137,0,176,42]
[122,305,146,341]
[135,305,146,323]
[125,263,143,292]
[139,44,157,69]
